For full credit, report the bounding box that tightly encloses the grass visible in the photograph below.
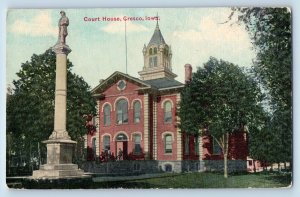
[8,172,292,189]
[90,172,292,189]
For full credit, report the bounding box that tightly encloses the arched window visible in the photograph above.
[103,136,110,151]
[149,48,153,55]
[164,134,172,153]
[164,101,172,123]
[154,47,157,54]
[116,133,128,141]
[133,101,141,123]
[103,104,111,126]
[116,99,128,124]
[133,134,141,155]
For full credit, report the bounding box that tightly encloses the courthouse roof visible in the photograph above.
[144,78,183,90]
[147,23,166,47]
[91,71,184,97]
[91,71,150,94]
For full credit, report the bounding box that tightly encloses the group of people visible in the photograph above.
[99,148,123,162]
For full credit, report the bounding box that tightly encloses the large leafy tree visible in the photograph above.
[6,49,96,169]
[232,8,292,166]
[179,57,264,178]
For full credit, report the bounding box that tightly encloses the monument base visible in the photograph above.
[31,139,89,179]
[32,164,86,179]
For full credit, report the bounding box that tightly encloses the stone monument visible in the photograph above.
[32,11,86,179]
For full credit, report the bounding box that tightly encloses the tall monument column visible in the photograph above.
[32,11,86,179]
[51,44,71,140]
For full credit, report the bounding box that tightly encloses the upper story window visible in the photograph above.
[164,101,172,123]
[154,47,157,54]
[149,56,157,67]
[117,80,126,91]
[133,101,141,123]
[116,99,128,124]
[149,48,153,55]
[164,134,172,154]
[103,104,111,126]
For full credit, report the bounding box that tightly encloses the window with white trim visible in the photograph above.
[103,104,111,126]
[133,101,141,123]
[133,134,141,155]
[164,101,172,123]
[164,134,172,154]
[117,80,126,90]
[116,99,128,124]
[103,136,110,151]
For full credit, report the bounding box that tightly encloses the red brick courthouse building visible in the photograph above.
[84,22,249,173]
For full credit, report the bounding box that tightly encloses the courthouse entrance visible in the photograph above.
[115,133,128,160]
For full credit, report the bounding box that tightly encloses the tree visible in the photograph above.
[6,49,96,170]
[179,57,264,178]
[248,115,273,171]
[232,8,292,166]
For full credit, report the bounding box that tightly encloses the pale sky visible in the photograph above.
[6,8,255,89]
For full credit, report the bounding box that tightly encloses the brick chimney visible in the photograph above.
[184,64,192,84]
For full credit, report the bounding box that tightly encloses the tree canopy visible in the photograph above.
[179,57,264,177]
[233,7,292,165]
[179,57,264,137]
[6,49,96,167]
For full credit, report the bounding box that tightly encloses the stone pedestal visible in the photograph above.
[32,140,86,179]
[31,43,88,179]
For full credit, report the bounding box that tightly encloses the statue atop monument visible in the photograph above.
[58,11,69,44]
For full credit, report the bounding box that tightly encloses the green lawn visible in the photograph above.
[91,172,292,189]
[9,172,292,189]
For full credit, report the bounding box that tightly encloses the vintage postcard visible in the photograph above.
[6,8,292,189]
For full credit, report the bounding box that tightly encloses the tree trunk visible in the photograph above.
[223,133,229,178]
[253,160,256,173]
[284,162,287,170]
[224,152,228,178]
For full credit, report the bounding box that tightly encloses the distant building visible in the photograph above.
[84,21,248,173]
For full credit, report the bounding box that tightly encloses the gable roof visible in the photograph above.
[91,71,151,94]
[92,71,184,96]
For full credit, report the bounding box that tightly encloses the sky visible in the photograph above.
[6,8,256,89]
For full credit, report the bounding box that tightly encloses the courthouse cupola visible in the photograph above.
[138,21,177,80]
